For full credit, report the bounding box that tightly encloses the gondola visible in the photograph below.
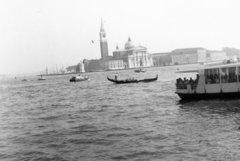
[107,75,158,84]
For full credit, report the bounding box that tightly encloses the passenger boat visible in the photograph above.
[69,75,90,82]
[134,68,146,73]
[107,75,158,84]
[175,59,240,100]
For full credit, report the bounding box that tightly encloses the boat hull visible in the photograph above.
[74,78,89,82]
[69,77,89,82]
[107,75,158,84]
[177,92,240,100]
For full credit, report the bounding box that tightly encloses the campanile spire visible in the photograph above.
[99,19,109,59]
[100,18,105,32]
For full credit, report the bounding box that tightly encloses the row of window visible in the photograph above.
[111,63,123,65]
[109,61,123,64]
[110,64,124,68]
[205,67,240,84]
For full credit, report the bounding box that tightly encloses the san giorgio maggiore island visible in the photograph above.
[40,19,232,76]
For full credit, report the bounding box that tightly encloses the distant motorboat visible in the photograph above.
[21,76,29,81]
[38,75,46,80]
[134,68,146,73]
[70,75,90,82]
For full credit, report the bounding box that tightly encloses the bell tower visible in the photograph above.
[99,19,109,59]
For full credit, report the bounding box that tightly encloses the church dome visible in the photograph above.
[125,37,135,49]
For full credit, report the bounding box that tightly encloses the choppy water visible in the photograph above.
[1,65,240,161]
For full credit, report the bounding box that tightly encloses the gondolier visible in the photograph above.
[115,73,118,81]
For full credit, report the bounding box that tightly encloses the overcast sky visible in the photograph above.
[1,0,240,75]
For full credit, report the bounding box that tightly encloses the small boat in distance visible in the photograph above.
[107,75,158,84]
[21,76,29,81]
[70,75,90,82]
[38,75,46,80]
[175,58,240,100]
[134,68,146,73]
[21,79,28,81]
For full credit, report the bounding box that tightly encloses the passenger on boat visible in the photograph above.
[195,74,199,83]
[183,78,189,84]
[179,78,183,83]
[206,78,211,84]
[176,78,183,85]
[176,78,179,83]
[176,76,200,89]
[189,77,194,84]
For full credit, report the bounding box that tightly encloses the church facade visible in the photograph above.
[110,37,153,69]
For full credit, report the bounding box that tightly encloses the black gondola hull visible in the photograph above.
[107,75,158,84]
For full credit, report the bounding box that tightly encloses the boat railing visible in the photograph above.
[176,83,197,90]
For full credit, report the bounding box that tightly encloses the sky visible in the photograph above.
[1,0,240,75]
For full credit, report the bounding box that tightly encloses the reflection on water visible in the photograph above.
[179,99,240,114]
[1,65,240,161]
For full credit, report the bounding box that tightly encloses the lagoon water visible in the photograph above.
[1,65,240,161]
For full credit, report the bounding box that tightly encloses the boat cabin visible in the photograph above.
[176,61,240,95]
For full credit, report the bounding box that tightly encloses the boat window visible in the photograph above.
[220,67,237,83]
[220,68,228,83]
[238,66,240,82]
[204,68,220,84]
[228,67,237,83]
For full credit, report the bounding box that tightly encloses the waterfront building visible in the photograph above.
[59,65,67,73]
[76,61,85,73]
[206,51,227,62]
[171,48,207,65]
[83,59,105,72]
[112,37,153,69]
[66,65,77,73]
[108,60,125,70]
[151,52,172,66]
